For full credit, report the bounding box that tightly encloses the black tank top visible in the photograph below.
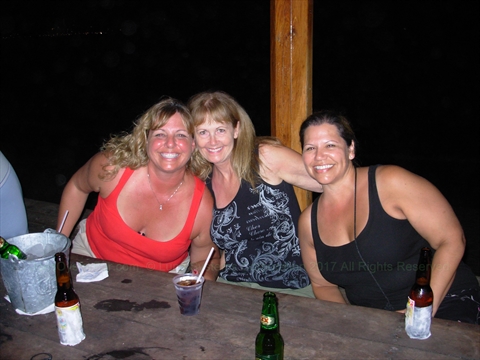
[207,177,310,289]
[311,165,477,310]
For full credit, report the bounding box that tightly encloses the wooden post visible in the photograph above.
[270,0,313,210]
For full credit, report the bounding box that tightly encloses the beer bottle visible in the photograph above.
[255,292,284,360]
[405,247,433,340]
[54,252,85,346]
[0,236,27,260]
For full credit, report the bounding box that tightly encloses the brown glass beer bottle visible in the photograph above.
[405,247,433,339]
[54,252,85,346]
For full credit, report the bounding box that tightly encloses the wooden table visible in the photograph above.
[1,253,479,360]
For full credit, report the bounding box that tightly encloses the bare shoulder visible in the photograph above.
[85,152,123,194]
[87,152,111,172]
[376,164,430,189]
[376,164,411,177]
[299,203,313,223]
[375,164,446,219]
[298,203,314,241]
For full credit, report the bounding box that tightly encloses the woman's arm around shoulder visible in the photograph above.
[298,205,347,304]
[258,142,323,193]
[376,165,465,315]
[57,152,116,238]
[189,185,220,281]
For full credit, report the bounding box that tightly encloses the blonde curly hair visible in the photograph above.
[100,97,193,180]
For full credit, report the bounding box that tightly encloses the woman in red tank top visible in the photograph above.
[57,97,219,279]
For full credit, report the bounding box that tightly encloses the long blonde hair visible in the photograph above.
[100,97,193,179]
[188,91,281,188]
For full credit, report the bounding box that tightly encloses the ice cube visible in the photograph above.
[43,243,56,258]
[25,243,44,259]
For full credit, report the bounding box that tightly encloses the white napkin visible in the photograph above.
[4,295,54,315]
[76,262,109,282]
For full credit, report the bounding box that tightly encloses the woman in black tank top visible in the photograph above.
[297,110,479,324]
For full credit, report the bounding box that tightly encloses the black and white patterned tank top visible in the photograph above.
[206,178,310,289]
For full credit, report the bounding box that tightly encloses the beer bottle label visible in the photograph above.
[55,303,86,346]
[260,315,275,327]
[405,297,432,340]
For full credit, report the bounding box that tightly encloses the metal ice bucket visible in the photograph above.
[0,229,71,313]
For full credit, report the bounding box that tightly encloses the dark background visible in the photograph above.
[1,0,478,274]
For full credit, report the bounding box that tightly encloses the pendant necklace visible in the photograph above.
[147,170,183,210]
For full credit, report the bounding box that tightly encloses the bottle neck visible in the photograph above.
[260,293,280,333]
[55,255,73,289]
[0,237,7,250]
[415,248,432,285]
[57,273,73,289]
[260,314,279,331]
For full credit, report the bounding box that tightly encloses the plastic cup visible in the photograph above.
[172,273,204,316]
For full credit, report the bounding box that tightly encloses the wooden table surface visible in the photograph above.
[1,252,479,360]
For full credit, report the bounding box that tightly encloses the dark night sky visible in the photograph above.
[1,0,479,209]
[1,0,479,273]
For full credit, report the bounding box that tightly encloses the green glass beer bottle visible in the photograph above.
[0,236,27,260]
[255,292,284,360]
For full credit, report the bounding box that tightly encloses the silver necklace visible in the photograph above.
[147,170,183,210]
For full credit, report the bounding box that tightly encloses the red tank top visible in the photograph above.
[86,168,205,271]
